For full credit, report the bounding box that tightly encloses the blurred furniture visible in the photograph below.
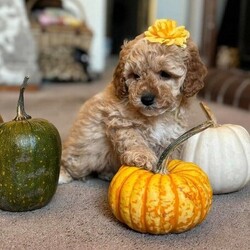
[200,68,250,110]
[200,0,250,110]
[26,0,93,82]
[201,0,250,70]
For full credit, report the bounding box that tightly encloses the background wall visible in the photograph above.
[79,0,226,72]
[80,0,209,72]
[156,0,227,48]
[156,0,203,47]
[156,0,188,26]
[81,0,107,73]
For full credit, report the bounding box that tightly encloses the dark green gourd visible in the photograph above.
[0,77,62,211]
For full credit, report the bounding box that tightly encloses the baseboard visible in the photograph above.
[0,84,40,91]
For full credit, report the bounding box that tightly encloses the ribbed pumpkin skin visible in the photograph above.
[181,124,250,194]
[0,118,61,212]
[108,160,212,234]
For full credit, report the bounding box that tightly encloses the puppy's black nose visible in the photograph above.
[141,93,155,106]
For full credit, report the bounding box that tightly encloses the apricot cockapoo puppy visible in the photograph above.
[59,19,207,184]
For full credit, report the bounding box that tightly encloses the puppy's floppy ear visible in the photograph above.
[181,39,207,98]
[113,34,144,99]
[112,47,128,99]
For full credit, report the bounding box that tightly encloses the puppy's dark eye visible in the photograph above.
[129,73,140,80]
[159,71,171,79]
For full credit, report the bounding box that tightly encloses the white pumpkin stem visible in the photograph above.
[200,102,217,125]
[156,120,214,174]
[14,76,32,121]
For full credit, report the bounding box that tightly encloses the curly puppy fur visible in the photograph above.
[59,34,207,183]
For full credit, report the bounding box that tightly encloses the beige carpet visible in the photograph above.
[0,71,250,249]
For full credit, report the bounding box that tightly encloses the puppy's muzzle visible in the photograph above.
[141,93,155,106]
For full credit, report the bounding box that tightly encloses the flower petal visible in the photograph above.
[144,19,189,47]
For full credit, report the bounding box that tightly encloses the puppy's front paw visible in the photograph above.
[58,166,73,184]
[121,149,157,171]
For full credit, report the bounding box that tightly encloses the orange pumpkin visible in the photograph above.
[108,120,213,234]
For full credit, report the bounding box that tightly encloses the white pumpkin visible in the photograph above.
[181,103,250,194]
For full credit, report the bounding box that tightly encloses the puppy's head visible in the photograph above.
[112,22,207,117]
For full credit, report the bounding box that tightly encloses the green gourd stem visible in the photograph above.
[14,76,32,121]
[156,120,214,174]
[200,102,217,125]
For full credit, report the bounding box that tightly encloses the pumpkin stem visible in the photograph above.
[200,102,217,125]
[14,76,32,121]
[0,114,3,124]
[156,120,214,174]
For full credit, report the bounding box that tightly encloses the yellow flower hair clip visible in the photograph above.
[144,19,190,48]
